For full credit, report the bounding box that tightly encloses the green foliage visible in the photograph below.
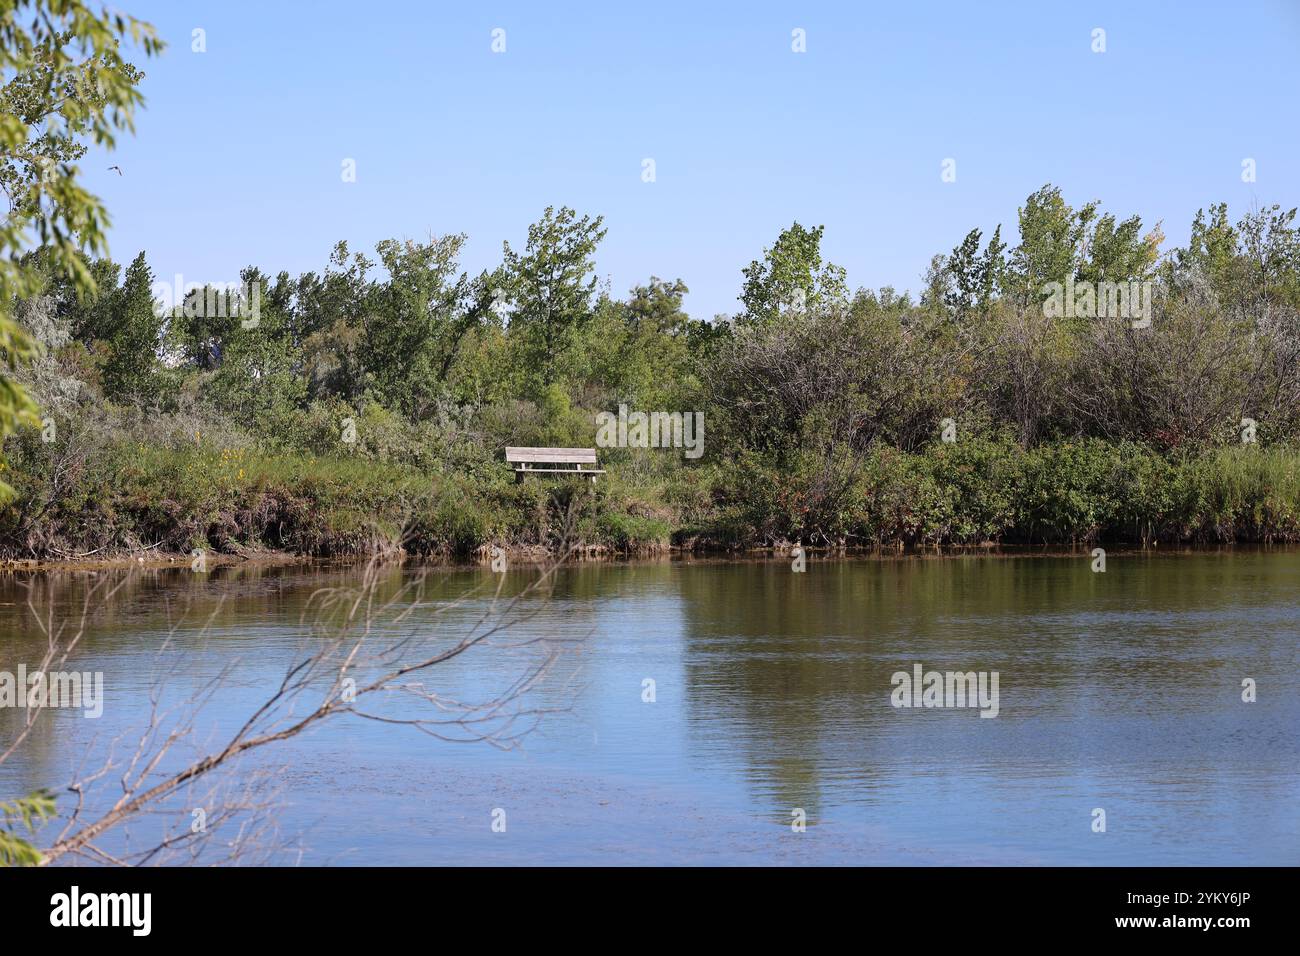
[4,183,1300,560]
[502,206,606,392]
[1005,184,1159,310]
[944,225,1005,320]
[99,251,162,399]
[0,1,161,498]
[0,789,55,866]
[597,510,671,550]
[1177,202,1238,295]
[739,221,846,324]
[362,235,497,417]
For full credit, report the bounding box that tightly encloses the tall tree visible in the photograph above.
[1078,212,1161,284]
[944,227,1008,320]
[1175,203,1238,297]
[739,222,846,324]
[588,278,693,405]
[362,235,497,417]
[101,251,160,399]
[1007,184,1159,308]
[502,206,606,391]
[295,242,375,402]
[1007,185,1096,306]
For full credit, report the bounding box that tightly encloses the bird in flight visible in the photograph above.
[108,165,123,175]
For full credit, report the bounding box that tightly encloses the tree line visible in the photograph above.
[4,187,1300,553]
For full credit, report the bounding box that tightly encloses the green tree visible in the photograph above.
[362,235,497,418]
[1174,203,1238,298]
[502,205,606,392]
[1078,212,1161,284]
[206,267,308,420]
[292,241,372,345]
[1236,204,1300,309]
[294,242,375,402]
[1007,184,1159,310]
[576,279,695,409]
[48,252,119,344]
[1007,185,1095,305]
[168,282,239,372]
[0,1,161,498]
[739,221,846,323]
[945,228,983,319]
[627,276,690,335]
[100,250,160,399]
[944,225,1005,321]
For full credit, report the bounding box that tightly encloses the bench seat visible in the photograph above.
[506,446,605,482]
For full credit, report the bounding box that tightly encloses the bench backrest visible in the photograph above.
[506,446,598,465]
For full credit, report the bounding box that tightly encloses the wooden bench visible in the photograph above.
[506,447,605,483]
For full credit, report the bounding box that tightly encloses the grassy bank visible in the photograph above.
[4,428,1300,564]
[0,424,679,560]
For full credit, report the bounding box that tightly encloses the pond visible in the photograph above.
[2,550,1296,864]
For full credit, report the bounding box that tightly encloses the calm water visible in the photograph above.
[1,551,1297,865]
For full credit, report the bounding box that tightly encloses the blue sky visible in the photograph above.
[88,0,1300,320]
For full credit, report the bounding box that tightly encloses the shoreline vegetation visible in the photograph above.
[6,439,1300,570]
[4,190,1300,565]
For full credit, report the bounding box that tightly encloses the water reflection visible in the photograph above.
[1,551,1297,864]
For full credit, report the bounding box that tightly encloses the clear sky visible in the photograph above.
[87,0,1300,320]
